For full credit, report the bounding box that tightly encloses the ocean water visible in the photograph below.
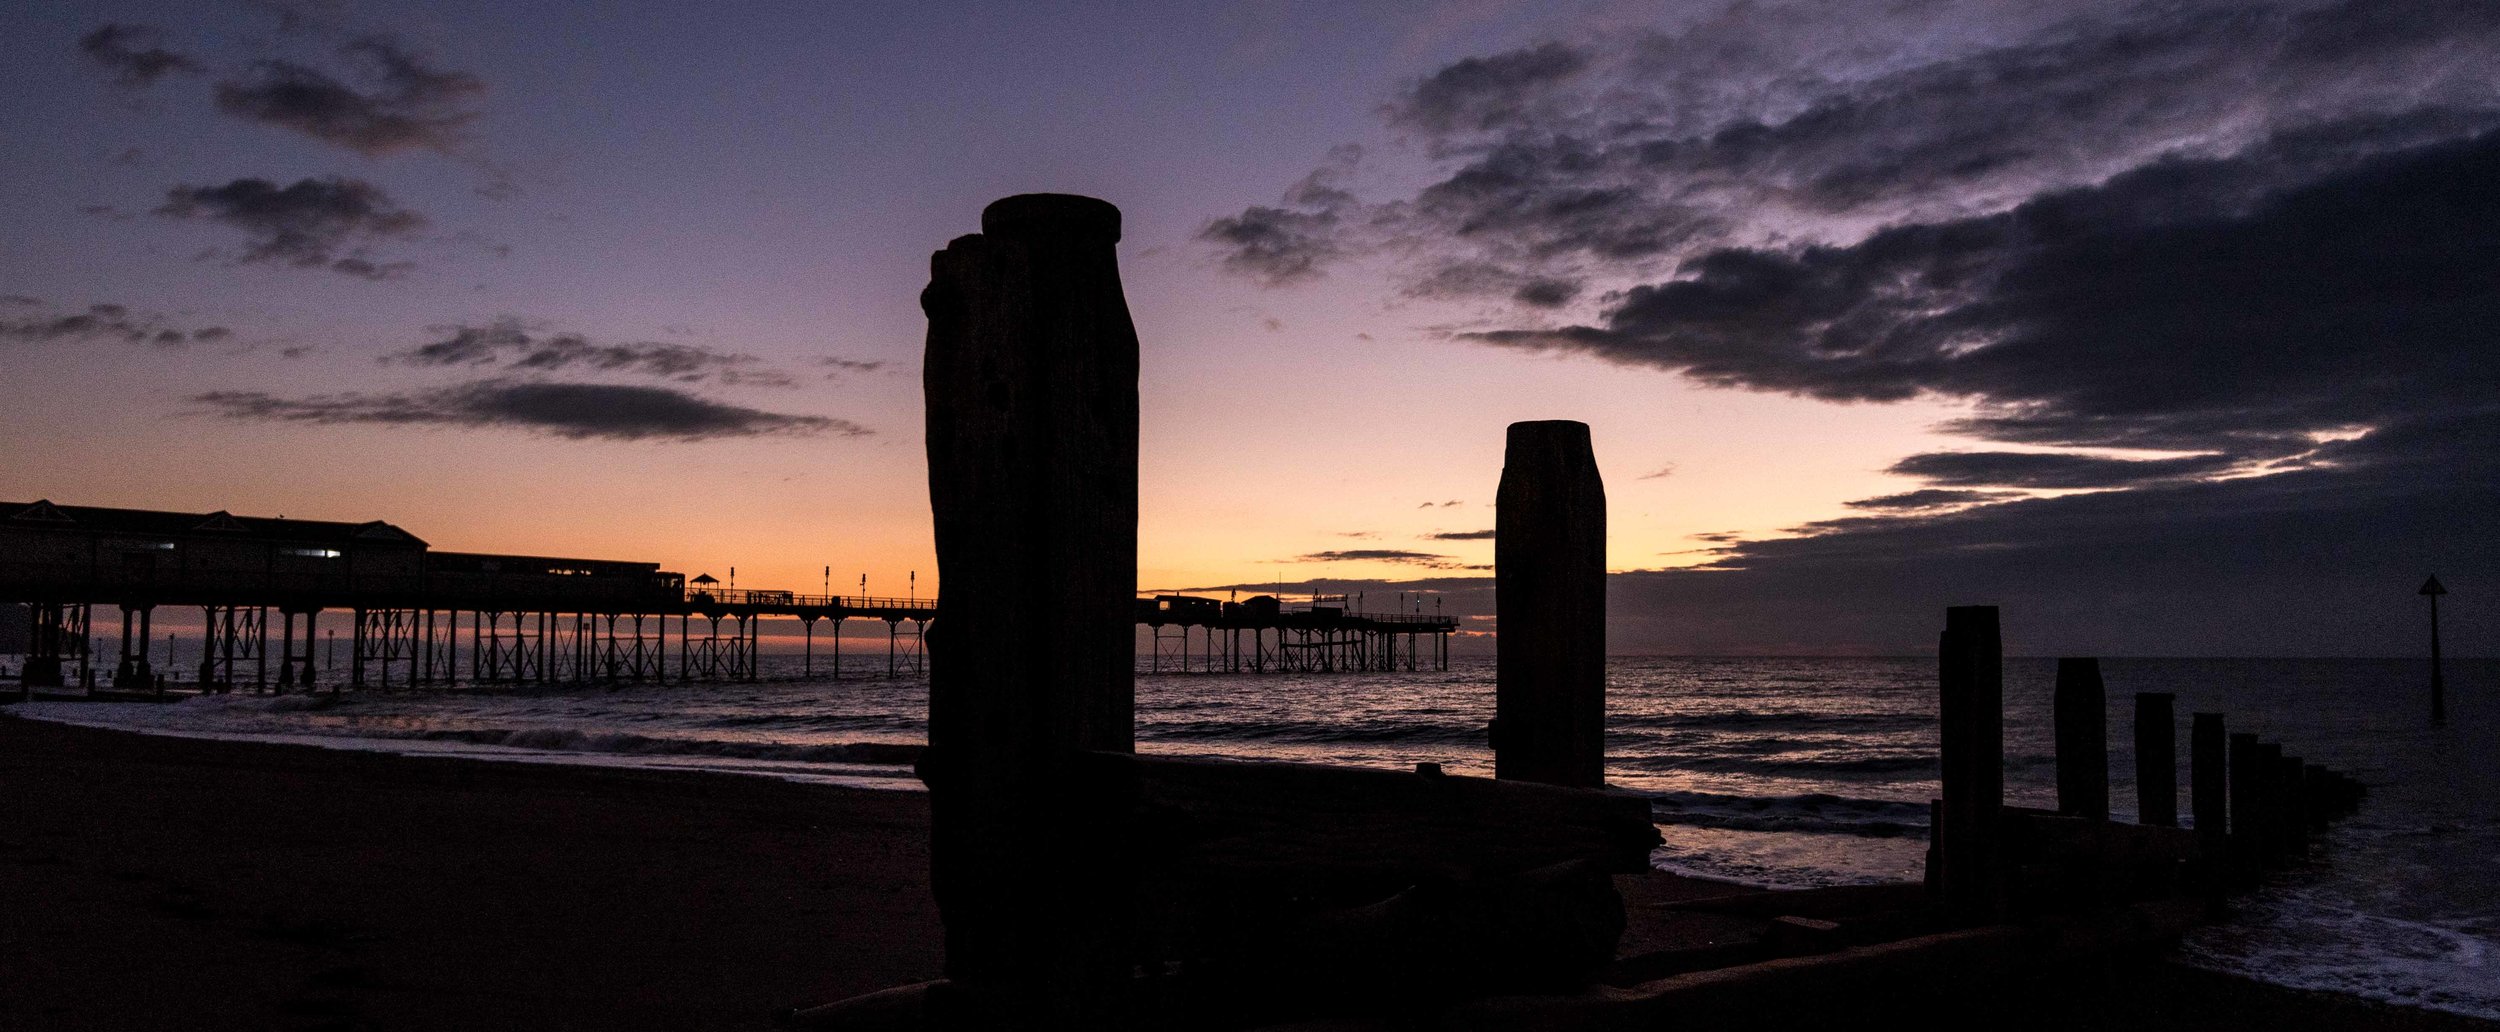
[9,655,2493,1019]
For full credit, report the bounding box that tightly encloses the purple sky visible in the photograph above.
[5,0,2494,656]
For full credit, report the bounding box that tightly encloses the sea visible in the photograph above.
[9,655,2494,1020]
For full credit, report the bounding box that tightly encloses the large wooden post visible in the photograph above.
[1494,420,1608,789]
[921,193,1139,1025]
[2135,692,2177,827]
[2052,658,2108,821]
[1935,605,2002,918]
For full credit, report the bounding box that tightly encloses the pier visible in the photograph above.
[0,501,1456,691]
[1138,593,1455,674]
[0,499,932,691]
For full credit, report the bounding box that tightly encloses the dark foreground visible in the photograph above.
[1,713,2489,1031]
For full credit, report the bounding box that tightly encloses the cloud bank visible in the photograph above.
[193,381,864,442]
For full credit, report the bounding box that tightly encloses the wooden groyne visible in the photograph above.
[782,193,2375,1031]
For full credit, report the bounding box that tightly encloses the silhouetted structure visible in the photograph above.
[920,192,1141,1024]
[2135,691,2177,827]
[1494,420,1607,789]
[1137,592,1454,673]
[2053,657,2109,821]
[0,499,940,690]
[1934,605,2003,919]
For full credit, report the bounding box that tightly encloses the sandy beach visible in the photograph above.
[3,710,2492,1031]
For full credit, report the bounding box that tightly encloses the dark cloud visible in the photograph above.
[1386,41,1589,136]
[1886,452,2241,489]
[79,24,202,87]
[1475,130,2500,465]
[1601,413,2500,655]
[1293,549,1490,571]
[1211,0,2500,301]
[214,37,481,156]
[1843,488,2016,511]
[1639,464,1677,480]
[1,302,228,348]
[389,318,789,385]
[191,380,862,442]
[1416,499,1464,509]
[1428,529,1497,540]
[817,356,888,375]
[1196,144,1361,286]
[156,177,423,278]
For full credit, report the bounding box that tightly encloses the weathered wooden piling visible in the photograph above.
[920,193,1140,1025]
[2251,741,2286,864]
[1936,605,2003,917]
[2240,729,2280,869]
[2134,692,2177,827]
[2191,713,2226,858]
[1494,420,1607,789]
[2053,658,2109,821]
[2276,754,2309,857]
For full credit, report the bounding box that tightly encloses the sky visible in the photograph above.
[3,0,2493,656]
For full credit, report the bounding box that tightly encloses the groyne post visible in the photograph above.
[1494,420,1608,789]
[921,193,1140,1026]
[2191,712,2227,859]
[2135,692,2177,827]
[1936,605,2003,918]
[2252,741,2286,865]
[2052,658,2108,821]
[2276,753,2309,858]
[2227,732,2264,871]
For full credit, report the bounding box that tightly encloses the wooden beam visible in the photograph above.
[1080,752,1661,893]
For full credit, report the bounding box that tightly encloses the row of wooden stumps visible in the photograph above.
[789,195,1649,1030]
[1932,606,2367,925]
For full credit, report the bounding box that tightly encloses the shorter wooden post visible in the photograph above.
[1494,420,1607,789]
[1935,605,2002,918]
[2053,658,2108,820]
[2135,692,2177,827]
[2251,741,2286,865]
[2276,754,2308,857]
[2228,732,2262,871]
[2191,713,2226,857]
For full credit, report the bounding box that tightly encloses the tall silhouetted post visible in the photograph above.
[1936,605,2002,918]
[1494,420,1607,789]
[922,193,1139,1026]
[2191,713,2227,859]
[2422,575,2447,726]
[2135,692,2177,827]
[2053,658,2108,820]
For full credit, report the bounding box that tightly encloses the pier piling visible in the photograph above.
[1493,419,1608,789]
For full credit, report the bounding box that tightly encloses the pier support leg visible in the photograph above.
[1934,605,2003,919]
[2135,692,2178,827]
[1493,419,1607,789]
[2053,657,2108,821]
[921,193,1139,1026]
[278,611,296,689]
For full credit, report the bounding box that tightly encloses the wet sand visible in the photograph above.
[2,711,2490,1031]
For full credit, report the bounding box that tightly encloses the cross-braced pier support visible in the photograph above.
[23,601,92,689]
[199,604,268,693]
